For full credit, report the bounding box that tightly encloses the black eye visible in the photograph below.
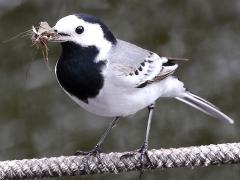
[75,26,84,34]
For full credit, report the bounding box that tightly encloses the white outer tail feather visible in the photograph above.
[175,91,234,124]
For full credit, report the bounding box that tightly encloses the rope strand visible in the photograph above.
[0,142,239,179]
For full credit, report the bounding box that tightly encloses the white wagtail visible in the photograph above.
[41,13,234,155]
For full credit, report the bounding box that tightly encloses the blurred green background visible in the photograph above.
[0,0,240,179]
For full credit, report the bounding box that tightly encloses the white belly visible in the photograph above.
[69,76,185,117]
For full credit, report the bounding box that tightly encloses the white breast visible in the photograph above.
[69,76,185,117]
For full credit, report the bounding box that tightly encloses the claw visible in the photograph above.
[75,145,102,163]
[75,145,101,155]
[138,142,156,179]
[120,142,153,178]
[139,142,148,178]
[139,142,151,162]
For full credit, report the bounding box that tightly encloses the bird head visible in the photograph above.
[49,14,117,60]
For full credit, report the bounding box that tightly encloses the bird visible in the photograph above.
[45,13,234,156]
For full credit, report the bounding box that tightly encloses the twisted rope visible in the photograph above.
[0,142,239,179]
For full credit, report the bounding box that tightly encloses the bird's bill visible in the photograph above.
[47,27,69,43]
[48,33,67,43]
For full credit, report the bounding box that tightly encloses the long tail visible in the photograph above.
[175,91,234,124]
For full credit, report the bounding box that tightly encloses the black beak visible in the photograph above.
[58,32,70,36]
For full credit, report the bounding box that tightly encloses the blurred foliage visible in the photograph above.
[0,0,240,179]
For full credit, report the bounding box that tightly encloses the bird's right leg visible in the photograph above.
[75,116,120,156]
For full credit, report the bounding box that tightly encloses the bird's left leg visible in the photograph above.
[139,103,155,176]
[119,104,155,177]
[139,103,155,156]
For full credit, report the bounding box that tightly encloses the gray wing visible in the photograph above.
[108,39,152,68]
[107,39,178,88]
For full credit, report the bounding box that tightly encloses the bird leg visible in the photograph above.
[139,103,155,177]
[119,104,155,178]
[75,116,120,157]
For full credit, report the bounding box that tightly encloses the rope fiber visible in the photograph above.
[0,142,239,179]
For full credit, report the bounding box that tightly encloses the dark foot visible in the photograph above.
[139,141,153,164]
[75,145,102,162]
[138,142,150,179]
[120,142,153,178]
[75,144,101,155]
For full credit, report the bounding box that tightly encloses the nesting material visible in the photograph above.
[31,22,55,62]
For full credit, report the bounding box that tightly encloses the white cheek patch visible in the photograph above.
[74,22,103,46]
[74,23,112,61]
[55,14,113,61]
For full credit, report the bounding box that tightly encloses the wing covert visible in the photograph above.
[106,39,181,88]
